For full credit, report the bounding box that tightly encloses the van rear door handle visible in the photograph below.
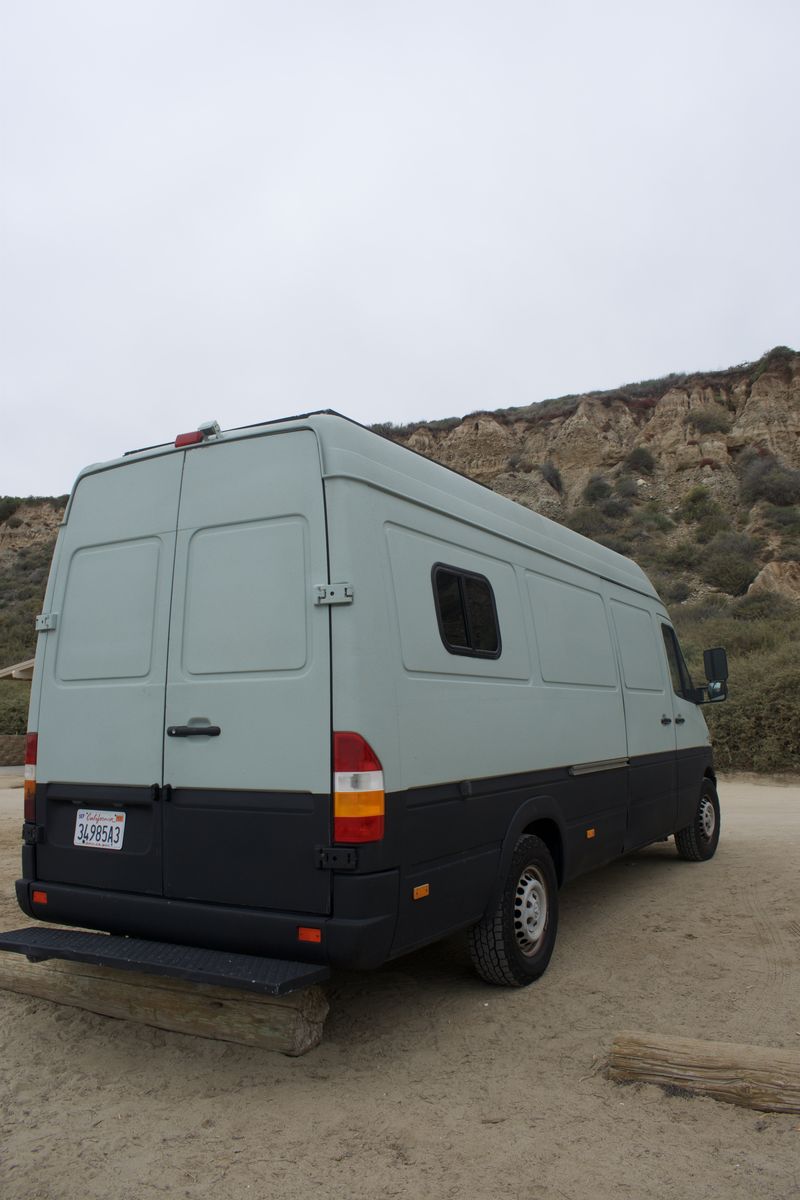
[167,725,221,737]
[660,715,672,725]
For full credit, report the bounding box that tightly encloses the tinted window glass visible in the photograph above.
[435,570,469,648]
[433,566,500,658]
[662,625,693,698]
[463,575,499,653]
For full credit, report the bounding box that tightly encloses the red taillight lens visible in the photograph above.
[333,732,385,844]
[24,732,37,822]
[175,431,204,447]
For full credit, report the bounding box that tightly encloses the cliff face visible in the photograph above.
[381,346,800,602]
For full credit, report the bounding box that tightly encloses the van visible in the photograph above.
[6,412,729,991]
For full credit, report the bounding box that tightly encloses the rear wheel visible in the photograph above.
[468,834,559,987]
[674,778,721,861]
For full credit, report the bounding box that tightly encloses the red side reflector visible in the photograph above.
[32,890,48,905]
[175,431,204,447]
[25,733,38,765]
[24,732,38,822]
[298,926,322,944]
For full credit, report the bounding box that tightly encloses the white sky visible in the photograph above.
[2,0,798,496]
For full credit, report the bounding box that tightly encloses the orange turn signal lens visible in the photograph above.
[298,926,322,944]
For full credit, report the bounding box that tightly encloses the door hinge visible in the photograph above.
[35,612,58,632]
[314,583,354,607]
[316,845,358,870]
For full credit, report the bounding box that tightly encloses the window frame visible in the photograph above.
[431,563,502,660]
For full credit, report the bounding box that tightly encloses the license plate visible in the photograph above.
[74,809,126,850]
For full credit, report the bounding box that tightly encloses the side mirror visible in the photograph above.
[703,646,728,683]
[697,646,728,704]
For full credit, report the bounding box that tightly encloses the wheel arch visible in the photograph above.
[483,796,567,919]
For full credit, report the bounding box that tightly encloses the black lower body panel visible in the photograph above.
[0,926,329,996]
[15,871,399,971]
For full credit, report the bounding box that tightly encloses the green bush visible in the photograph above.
[763,505,800,535]
[624,447,655,475]
[584,474,612,503]
[704,653,800,772]
[564,506,612,538]
[740,453,800,507]
[615,475,638,498]
[683,408,732,435]
[0,680,30,734]
[538,462,563,493]
[600,497,631,519]
[700,531,761,595]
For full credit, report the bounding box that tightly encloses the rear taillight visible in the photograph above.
[333,732,385,844]
[24,732,38,822]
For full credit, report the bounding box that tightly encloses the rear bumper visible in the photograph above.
[15,869,399,971]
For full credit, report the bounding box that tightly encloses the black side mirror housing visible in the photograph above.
[703,646,729,683]
[695,646,729,704]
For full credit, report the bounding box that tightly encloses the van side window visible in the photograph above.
[661,625,693,698]
[433,565,501,658]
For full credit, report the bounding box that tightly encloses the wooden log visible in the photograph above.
[0,954,328,1056]
[607,1030,800,1113]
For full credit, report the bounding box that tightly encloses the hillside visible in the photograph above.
[1,346,799,769]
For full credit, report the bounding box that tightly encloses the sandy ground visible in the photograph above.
[0,776,798,1200]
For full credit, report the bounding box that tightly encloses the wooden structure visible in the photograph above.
[608,1030,800,1113]
[0,954,329,1056]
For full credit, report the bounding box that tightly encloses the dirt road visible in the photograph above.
[1,777,798,1200]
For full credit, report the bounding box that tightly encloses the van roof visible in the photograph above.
[75,410,659,599]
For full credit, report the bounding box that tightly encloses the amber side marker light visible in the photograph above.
[32,890,48,905]
[298,926,322,944]
[586,828,596,840]
[413,884,430,901]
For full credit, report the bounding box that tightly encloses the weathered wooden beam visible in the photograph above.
[0,954,328,1056]
[607,1030,800,1113]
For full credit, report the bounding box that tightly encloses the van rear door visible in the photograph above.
[161,430,332,915]
[33,454,183,895]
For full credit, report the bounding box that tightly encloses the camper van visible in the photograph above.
[7,412,728,992]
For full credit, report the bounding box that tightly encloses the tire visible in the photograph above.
[674,778,721,862]
[468,834,559,987]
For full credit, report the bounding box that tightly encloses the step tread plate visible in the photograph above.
[0,926,329,996]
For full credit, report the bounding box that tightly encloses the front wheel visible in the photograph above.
[674,779,721,862]
[468,834,559,987]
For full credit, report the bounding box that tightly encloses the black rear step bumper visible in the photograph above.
[14,872,399,971]
[0,926,330,996]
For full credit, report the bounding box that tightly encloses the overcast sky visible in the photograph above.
[2,1,798,496]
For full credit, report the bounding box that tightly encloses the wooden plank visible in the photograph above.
[607,1030,800,1113]
[0,953,328,1056]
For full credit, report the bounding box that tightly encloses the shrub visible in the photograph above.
[630,506,674,533]
[703,653,800,773]
[600,497,631,519]
[700,531,761,595]
[0,680,29,735]
[539,462,563,494]
[615,475,638,498]
[694,512,731,543]
[740,453,800,507]
[564,506,611,538]
[0,498,20,524]
[583,474,612,503]
[659,541,701,571]
[683,408,732,435]
[624,447,655,475]
[763,505,800,534]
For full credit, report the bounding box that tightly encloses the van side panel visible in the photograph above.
[325,480,631,954]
